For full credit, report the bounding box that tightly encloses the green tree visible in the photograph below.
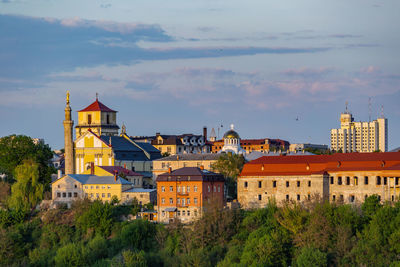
[294,247,327,267]
[76,201,114,237]
[212,153,245,199]
[8,160,44,212]
[0,135,54,188]
[122,249,147,267]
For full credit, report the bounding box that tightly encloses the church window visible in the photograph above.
[297,181,300,187]
[258,181,262,188]
[297,194,300,201]
[88,114,92,125]
[308,181,311,187]
[258,194,262,200]
[286,181,289,187]
[273,181,277,187]
[286,194,289,201]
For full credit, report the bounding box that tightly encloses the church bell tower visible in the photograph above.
[64,91,75,174]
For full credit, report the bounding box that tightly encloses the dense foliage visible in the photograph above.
[212,153,245,199]
[1,196,400,266]
[0,135,54,188]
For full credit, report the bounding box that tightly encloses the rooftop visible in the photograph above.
[79,99,116,112]
[155,153,221,161]
[56,174,132,185]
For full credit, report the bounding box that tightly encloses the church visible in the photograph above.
[63,92,161,186]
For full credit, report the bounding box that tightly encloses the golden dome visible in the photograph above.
[223,129,240,139]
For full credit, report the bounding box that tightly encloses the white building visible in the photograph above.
[220,124,245,154]
[331,110,388,153]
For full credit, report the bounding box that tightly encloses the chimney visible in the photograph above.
[90,162,95,175]
[168,167,172,174]
[203,126,207,141]
[114,170,118,181]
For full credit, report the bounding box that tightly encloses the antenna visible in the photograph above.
[368,97,372,122]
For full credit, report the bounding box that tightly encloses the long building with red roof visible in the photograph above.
[238,152,400,208]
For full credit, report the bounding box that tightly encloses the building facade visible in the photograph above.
[132,131,212,155]
[238,152,400,209]
[52,174,156,206]
[156,167,225,223]
[330,111,388,153]
[62,94,161,185]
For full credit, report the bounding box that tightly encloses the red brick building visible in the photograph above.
[211,138,290,153]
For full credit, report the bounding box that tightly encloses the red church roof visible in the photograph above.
[78,99,116,112]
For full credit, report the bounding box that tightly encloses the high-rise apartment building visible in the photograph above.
[331,110,388,153]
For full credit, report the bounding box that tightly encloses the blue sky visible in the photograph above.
[0,0,399,150]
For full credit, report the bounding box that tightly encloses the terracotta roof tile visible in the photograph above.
[79,99,116,112]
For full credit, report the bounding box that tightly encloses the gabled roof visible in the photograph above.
[98,166,143,177]
[54,174,132,185]
[79,99,116,112]
[155,153,220,161]
[240,152,400,177]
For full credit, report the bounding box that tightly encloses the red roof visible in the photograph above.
[98,166,142,176]
[79,99,116,112]
[241,152,400,177]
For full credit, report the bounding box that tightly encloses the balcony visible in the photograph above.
[177,191,189,196]
[177,203,189,208]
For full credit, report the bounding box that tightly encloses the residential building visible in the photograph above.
[153,153,220,180]
[132,129,212,155]
[83,165,144,188]
[330,109,388,152]
[52,173,156,206]
[238,152,400,209]
[156,167,225,223]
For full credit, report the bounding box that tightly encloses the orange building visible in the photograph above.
[211,138,289,153]
[238,152,400,208]
[156,167,225,223]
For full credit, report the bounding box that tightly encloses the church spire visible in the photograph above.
[64,91,75,175]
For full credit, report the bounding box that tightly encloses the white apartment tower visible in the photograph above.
[331,109,388,153]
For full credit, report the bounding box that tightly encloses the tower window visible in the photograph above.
[88,114,92,125]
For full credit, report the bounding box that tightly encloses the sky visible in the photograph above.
[0,0,399,150]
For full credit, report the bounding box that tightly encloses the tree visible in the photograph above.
[295,247,327,267]
[8,160,44,212]
[0,135,54,188]
[211,153,245,199]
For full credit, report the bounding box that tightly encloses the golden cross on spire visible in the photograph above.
[66,90,70,105]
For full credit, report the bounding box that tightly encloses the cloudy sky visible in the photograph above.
[1,0,399,150]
